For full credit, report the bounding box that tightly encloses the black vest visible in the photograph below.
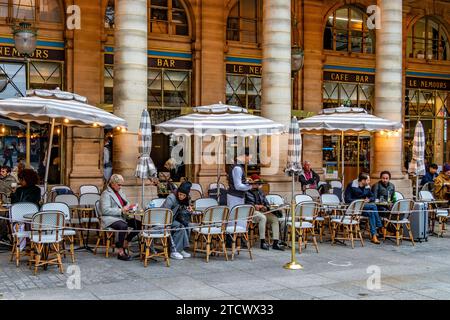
[227,164,247,198]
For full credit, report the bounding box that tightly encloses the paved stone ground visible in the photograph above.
[0,233,450,300]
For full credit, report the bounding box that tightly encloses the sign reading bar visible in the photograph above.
[226,63,262,76]
[406,76,449,90]
[323,71,375,84]
[0,44,64,61]
[104,54,192,69]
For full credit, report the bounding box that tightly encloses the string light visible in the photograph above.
[93,123,98,127]
[121,127,127,133]
[64,119,69,124]
[56,128,61,135]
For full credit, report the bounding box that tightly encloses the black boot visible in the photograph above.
[272,240,285,251]
[260,239,269,250]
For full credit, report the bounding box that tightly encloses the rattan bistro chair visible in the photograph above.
[382,199,415,246]
[330,199,365,249]
[140,208,173,267]
[29,211,65,275]
[9,202,39,267]
[79,185,100,195]
[419,191,449,236]
[41,202,77,263]
[192,206,229,263]
[225,205,254,260]
[287,201,319,254]
[94,200,116,258]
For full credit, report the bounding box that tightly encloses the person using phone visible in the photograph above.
[162,181,193,260]
[100,174,141,261]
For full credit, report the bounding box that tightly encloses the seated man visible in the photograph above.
[299,161,320,191]
[0,166,17,196]
[245,174,284,251]
[344,172,383,244]
[434,163,450,203]
[372,171,396,202]
[421,163,438,188]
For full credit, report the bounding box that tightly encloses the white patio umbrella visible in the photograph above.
[0,88,127,201]
[284,117,303,270]
[135,109,157,209]
[298,107,403,187]
[155,103,286,199]
[408,121,426,198]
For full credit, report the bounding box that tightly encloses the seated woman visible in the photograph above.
[10,169,41,206]
[100,174,141,261]
[344,172,383,244]
[162,181,193,260]
[434,163,450,203]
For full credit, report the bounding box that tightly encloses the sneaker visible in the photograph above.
[181,250,191,258]
[117,253,131,261]
[170,251,184,260]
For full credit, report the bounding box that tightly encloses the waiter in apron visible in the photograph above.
[227,147,252,209]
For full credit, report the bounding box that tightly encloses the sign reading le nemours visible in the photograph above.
[406,76,449,90]
[0,44,64,61]
[323,71,375,84]
[226,63,262,76]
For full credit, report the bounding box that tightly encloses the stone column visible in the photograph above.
[302,0,324,174]
[113,0,147,180]
[260,0,293,196]
[373,0,411,195]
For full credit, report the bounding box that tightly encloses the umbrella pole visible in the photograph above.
[26,122,30,169]
[341,131,345,188]
[284,173,302,270]
[43,118,55,203]
[142,179,145,210]
[216,136,221,202]
[357,134,360,177]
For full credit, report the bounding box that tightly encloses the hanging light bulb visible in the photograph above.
[64,119,69,124]
[1,127,5,134]
[56,128,61,135]
[93,123,98,127]
[121,127,127,133]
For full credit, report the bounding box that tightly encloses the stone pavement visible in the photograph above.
[0,235,450,300]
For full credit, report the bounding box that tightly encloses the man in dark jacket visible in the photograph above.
[372,171,396,203]
[245,174,284,251]
[344,172,382,244]
[420,163,438,188]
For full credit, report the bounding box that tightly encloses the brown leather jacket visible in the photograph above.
[433,172,450,201]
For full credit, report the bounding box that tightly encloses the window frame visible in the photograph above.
[408,16,450,61]
[226,0,263,45]
[323,6,375,55]
[148,0,190,37]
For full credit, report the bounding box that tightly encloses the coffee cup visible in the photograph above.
[11,182,17,189]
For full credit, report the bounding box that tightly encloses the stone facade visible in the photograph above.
[0,0,448,199]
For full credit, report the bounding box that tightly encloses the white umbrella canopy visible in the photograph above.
[298,107,403,187]
[0,88,127,128]
[0,88,128,202]
[155,103,285,137]
[297,107,403,134]
[155,103,286,200]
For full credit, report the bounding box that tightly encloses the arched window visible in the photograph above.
[226,0,262,44]
[323,6,374,54]
[104,0,190,36]
[407,17,449,61]
[149,0,189,36]
[0,0,63,24]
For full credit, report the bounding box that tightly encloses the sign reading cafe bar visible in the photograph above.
[323,71,375,84]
